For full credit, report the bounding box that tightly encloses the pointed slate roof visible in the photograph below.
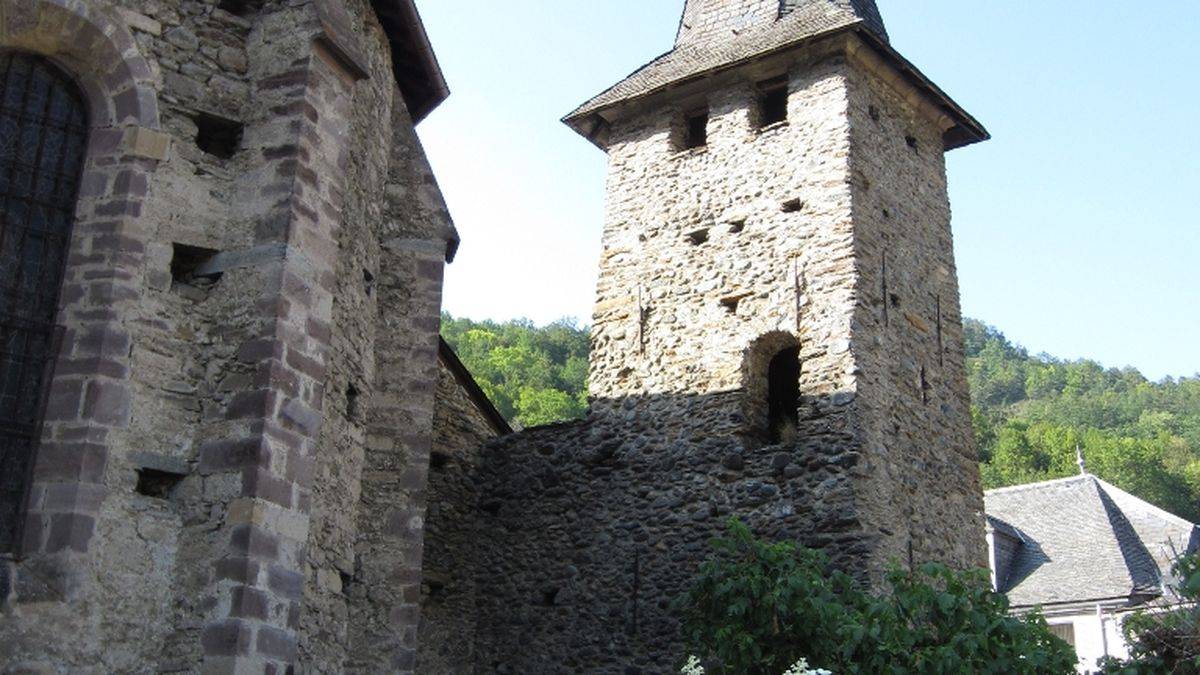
[985,475,1200,609]
[563,0,988,150]
[782,0,887,41]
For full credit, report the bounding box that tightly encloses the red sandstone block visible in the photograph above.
[45,513,95,553]
[256,625,298,661]
[33,442,107,483]
[230,524,279,561]
[198,437,268,474]
[200,620,253,657]
[54,357,129,379]
[284,348,325,382]
[267,564,304,602]
[82,379,131,426]
[225,389,275,420]
[214,557,260,585]
[42,482,106,513]
[43,378,84,422]
[76,325,131,358]
[241,468,293,509]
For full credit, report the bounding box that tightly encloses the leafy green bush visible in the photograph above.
[677,519,1077,675]
[1100,553,1200,674]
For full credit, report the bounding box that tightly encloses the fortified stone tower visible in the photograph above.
[439,1,991,672]
[567,0,989,565]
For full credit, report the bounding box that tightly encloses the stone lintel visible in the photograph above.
[194,243,288,278]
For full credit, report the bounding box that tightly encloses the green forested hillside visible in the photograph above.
[441,314,590,427]
[965,318,1200,520]
[442,313,1200,520]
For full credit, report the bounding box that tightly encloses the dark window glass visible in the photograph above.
[0,52,87,553]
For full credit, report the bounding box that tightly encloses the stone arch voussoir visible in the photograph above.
[1,0,160,129]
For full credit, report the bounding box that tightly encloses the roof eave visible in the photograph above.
[850,27,988,150]
[563,23,989,152]
[438,338,513,436]
[371,0,450,124]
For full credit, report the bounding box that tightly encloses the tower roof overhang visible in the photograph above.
[370,0,449,124]
[564,20,988,152]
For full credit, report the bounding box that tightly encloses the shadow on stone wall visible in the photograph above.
[426,387,877,675]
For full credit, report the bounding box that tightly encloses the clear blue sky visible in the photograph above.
[415,1,1199,381]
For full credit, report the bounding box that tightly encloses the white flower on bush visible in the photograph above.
[782,658,832,675]
[680,655,831,675]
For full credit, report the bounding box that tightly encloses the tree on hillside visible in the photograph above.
[441,313,589,428]
[441,313,1200,522]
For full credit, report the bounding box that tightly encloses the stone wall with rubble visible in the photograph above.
[459,42,983,673]
[415,353,509,674]
[0,0,453,673]
[840,54,985,572]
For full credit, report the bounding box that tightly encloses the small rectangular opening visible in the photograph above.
[686,228,709,246]
[683,110,708,149]
[171,244,221,281]
[757,77,789,127]
[217,0,261,16]
[194,113,244,159]
[136,468,185,500]
[171,243,222,293]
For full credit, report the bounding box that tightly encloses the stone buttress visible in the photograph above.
[0,1,456,673]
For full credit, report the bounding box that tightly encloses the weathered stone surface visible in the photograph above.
[0,0,454,673]
[417,6,985,674]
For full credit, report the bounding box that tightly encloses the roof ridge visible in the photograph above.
[1094,477,1199,530]
[1094,483,1164,594]
[984,473,1094,496]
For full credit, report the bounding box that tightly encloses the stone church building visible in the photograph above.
[0,0,989,673]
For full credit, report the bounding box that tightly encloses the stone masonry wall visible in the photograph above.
[466,53,876,675]
[459,39,985,673]
[841,56,985,571]
[416,355,508,674]
[589,52,860,448]
[0,0,454,672]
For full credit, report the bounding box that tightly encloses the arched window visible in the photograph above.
[766,346,800,443]
[0,52,88,553]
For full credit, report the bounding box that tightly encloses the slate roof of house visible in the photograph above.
[985,474,1200,609]
[562,0,988,150]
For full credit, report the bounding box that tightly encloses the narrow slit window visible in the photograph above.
[767,347,801,443]
[683,110,708,149]
[757,77,789,127]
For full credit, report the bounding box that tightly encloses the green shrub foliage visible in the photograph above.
[677,520,1078,675]
[1100,553,1200,674]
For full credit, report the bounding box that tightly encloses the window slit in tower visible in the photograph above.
[683,109,708,149]
[767,347,801,444]
[757,76,789,127]
[935,294,944,365]
[881,254,889,327]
